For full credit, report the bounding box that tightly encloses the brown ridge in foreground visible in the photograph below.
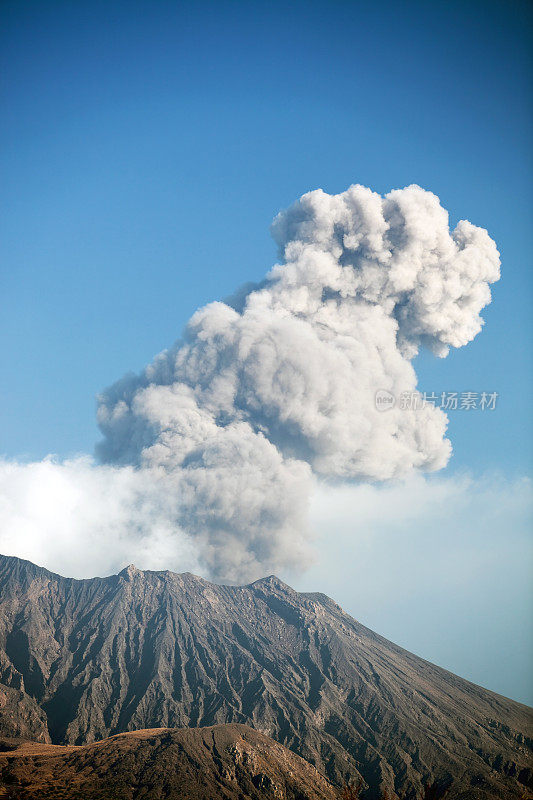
[0,724,338,800]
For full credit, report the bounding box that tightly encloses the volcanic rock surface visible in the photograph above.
[0,554,530,798]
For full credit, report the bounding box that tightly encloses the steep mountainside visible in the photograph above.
[0,724,338,799]
[0,555,530,799]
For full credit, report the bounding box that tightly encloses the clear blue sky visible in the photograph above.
[1,1,532,701]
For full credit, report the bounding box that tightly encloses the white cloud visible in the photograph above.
[0,457,200,579]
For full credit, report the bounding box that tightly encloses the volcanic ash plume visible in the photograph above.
[96,184,500,581]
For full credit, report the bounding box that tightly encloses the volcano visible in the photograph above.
[0,555,530,798]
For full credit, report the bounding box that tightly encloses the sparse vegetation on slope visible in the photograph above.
[0,726,338,800]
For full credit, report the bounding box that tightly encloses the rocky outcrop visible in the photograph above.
[0,554,531,798]
[0,685,49,743]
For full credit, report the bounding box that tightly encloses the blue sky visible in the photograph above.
[1,0,532,702]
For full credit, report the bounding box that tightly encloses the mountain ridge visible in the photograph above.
[0,553,530,799]
[0,723,339,799]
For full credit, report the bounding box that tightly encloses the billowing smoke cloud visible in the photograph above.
[94,184,500,582]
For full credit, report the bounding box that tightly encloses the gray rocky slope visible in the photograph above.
[0,554,530,798]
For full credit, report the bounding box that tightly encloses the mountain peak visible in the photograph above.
[119,564,140,580]
[250,574,291,591]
